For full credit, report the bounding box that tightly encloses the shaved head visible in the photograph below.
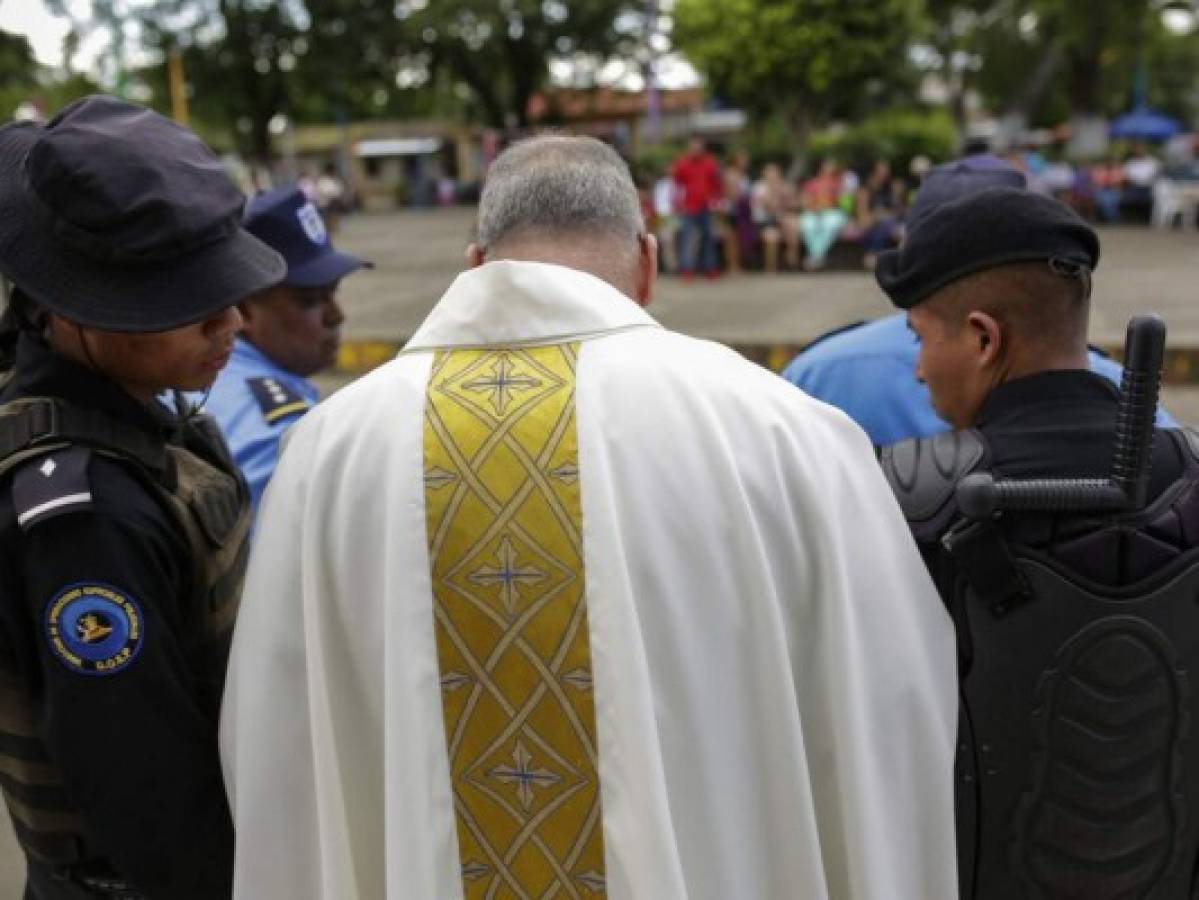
[923,261,1091,353]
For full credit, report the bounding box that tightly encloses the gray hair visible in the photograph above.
[476,135,644,248]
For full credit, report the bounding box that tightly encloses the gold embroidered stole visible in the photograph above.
[423,343,607,898]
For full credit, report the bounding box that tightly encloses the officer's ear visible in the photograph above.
[466,243,486,269]
[965,310,1003,365]
[235,301,256,331]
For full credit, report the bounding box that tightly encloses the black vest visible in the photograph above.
[883,428,1199,900]
[0,396,249,871]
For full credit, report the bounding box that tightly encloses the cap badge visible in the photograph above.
[296,202,327,245]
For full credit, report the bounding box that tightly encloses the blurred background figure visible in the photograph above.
[798,158,848,270]
[718,149,754,273]
[671,135,724,280]
[652,167,681,273]
[753,162,800,272]
[856,159,906,270]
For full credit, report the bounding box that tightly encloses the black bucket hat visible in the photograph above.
[0,95,286,332]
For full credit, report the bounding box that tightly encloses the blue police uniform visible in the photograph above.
[781,313,1178,446]
[204,184,369,517]
[204,336,318,515]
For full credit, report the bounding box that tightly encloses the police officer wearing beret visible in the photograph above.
[780,156,1178,445]
[877,189,1199,898]
[203,185,370,517]
[0,96,284,897]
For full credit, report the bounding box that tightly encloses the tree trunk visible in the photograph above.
[1007,38,1064,122]
[787,102,814,159]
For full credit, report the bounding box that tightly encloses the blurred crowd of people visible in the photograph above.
[648,138,923,278]
[1010,140,1199,228]
[646,136,1199,279]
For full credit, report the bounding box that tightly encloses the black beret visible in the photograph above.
[875,187,1100,310]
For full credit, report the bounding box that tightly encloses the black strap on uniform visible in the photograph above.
[52,862,145,899]
[942,517,1030,618]
[0,398,169,477]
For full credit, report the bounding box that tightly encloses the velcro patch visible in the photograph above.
[12,446,93,531]
[44,583,144,676]
[247,377,311,425]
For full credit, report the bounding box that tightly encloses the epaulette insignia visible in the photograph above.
[247,377,311,425]
[12,446,93,531]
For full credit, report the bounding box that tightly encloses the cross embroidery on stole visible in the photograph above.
[423,344,607,898]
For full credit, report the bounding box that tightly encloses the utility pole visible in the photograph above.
[168,48,190,126]
[644,0,661,143]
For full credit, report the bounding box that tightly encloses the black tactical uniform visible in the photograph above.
[0,96,284,898]
[875,190,1199,898]
[883,370,1199,899]
[0,335,249,899]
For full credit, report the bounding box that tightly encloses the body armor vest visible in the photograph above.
[883,429,1199,900]
[0,396,249,874]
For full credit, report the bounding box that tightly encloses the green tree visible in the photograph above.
[406,0,642,128]
[136,0,445,157]
[0,29,35,90]
[0,26,99,122]
[921,0,1005,130]
[131,1,309,162]
[47,0,641,158]
[966,0,1199,126]
[672,0,925,143]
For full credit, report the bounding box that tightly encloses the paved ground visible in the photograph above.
[331,206,1199,348]
[0,208,1196,892]
[329,206,1199,419]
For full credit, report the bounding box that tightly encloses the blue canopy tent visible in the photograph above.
[1110,107,1183,142]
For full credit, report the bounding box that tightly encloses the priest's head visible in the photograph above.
[875,188,1100,429]
[467,135,657,307]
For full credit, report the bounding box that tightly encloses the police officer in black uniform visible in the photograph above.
[877,189,1199,898]
[0,97,284,898]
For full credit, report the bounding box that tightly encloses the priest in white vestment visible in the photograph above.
[220,136,959,900]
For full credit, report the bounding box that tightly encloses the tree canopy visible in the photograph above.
[672,0,925,141]
[24,0,1199,159]
[405,1,642,128]
[0,25,98,123]
[47,0,644,160]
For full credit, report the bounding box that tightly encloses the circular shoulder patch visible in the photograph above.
[44,583,144,676]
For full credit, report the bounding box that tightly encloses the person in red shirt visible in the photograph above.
[671,137,724,279]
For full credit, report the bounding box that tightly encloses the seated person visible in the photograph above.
[1123,143,1162,214]
[1091,156,1126,223]
[204,186,371,515]
[797,158,848,270]
[751,163,799,271]
[875,187,1199,900]
[856,159,905,270]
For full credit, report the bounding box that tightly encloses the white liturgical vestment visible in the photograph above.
[220,260,959,900]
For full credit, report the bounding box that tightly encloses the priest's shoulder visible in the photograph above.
[284,352,427,445]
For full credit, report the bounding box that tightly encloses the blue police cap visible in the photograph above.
[244,186,371,288]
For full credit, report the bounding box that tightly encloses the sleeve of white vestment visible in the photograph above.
[785,409,959,898]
